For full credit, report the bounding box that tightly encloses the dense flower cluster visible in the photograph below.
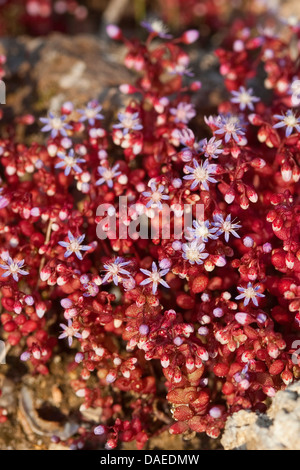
[0,11,299,450]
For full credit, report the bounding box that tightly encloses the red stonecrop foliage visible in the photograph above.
[0,14,300,449]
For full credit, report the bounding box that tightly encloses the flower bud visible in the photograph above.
[40,266,51,282]
[181,30,199,44]
[106,24,122,40]
[36,302,46,319]
[161,355,170,369]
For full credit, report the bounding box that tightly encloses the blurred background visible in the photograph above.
[0,0,297,135]
[0,0,291,37]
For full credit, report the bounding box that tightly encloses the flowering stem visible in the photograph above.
[39,220,52,275]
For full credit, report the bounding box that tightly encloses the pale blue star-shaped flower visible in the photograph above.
[113,111,143,135]
[170,102,196,124]
[291,80,300,106]
[139,261,170,295]
[59,319,82,347]
[231,87,260,111]
[215,114,245,143]
[168,63,194,77]
[183,158,218,191]
[40,112,72,139]
[186,219,219,243]
[273,110,300,137]
[96,164,121,188]
[182,240,209,265]
[0,253,29,282]
[77,101,104,126]
[200,137,223,159]
[142,183,169,210]
[236,282,265,306]
[213,213,241,242]
[102,257,131,286]
[58,231,90,260]
[55,149,85,176]
[83,282,99,297]
[0,188,9,209]
[140,19,172,39]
